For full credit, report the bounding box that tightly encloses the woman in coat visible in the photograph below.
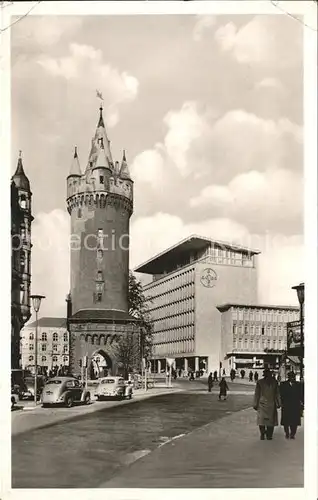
[253,368,281,440]
[219,377,229,401]
[280,371,304,439]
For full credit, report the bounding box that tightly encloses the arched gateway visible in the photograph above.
[66,106,135,377]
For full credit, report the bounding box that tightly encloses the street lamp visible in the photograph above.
[30,294,45,406]
[292,282,304,380]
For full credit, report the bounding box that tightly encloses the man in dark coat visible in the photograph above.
[208,372,213,392]
[280,371,304,439]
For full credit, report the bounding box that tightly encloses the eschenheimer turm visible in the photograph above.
[66,106,134,375]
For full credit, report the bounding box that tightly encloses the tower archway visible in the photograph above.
[90,349,113,379]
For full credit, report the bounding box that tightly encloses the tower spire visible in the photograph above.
[68,146,81,177]
[12,150,30,190]
[119,149,132,180]
[98,105,104,128]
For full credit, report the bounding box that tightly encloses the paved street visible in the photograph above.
[12,381,253,488]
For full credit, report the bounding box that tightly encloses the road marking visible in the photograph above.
[158,433,186,447]
[121,449,151,466]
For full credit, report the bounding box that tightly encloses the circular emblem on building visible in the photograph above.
[200,268,218,288]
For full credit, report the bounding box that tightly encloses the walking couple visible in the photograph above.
[253,368,303,441]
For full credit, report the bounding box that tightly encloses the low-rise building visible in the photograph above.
[217,303,299,373]
[21,317,69,372]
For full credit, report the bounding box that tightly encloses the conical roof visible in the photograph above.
[119,150,132,180]
[68,146,81,177]
[12,151,30,190]
[95,138,108,169]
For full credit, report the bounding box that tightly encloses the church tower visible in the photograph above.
[11,152,33,368]
[66,106,134,375]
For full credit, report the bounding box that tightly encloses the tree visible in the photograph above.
[115,271,153,377]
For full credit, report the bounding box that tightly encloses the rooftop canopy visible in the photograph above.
[134,234,260,275]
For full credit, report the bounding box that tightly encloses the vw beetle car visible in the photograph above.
[95,376,132,400]
[41,377,91,408]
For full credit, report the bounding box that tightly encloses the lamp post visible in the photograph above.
[292,282,304,380]
[30,294,45,406]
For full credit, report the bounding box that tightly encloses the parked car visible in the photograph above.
[41,377,91,408]
[22,375,46,400]
[95,376,131,400]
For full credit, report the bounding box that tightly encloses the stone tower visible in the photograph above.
[66,106,134,376]
[11,152,33,368]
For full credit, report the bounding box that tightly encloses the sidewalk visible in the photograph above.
[102,407,304,489]
[11,385,180,437]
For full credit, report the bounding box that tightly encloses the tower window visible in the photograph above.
[97,249,103,260]
[77,208,82,219]
[53,332,58,342]
[20,195,27,209]
[97,271,103,281]
[41,332,47,342]
[100,176,104,184]
[96,293,102,302]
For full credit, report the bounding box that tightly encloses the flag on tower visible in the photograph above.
[96,90,103,100]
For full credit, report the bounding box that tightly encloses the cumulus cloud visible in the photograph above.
[37,43,139,127]
[193,15,216,42]
[190,168,303,232]
[214,15,302,68]
[132,102,302,189]
[130,149,165,187]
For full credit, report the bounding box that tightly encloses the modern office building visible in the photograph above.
[11,152,33,369]
[135,235,260,374]
[21,318,69,372]
[217,303,299,372]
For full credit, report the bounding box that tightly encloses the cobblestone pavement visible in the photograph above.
[12,391,253,488]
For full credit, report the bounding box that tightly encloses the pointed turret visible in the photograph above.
[68,146,81,177]
[86,106,113,173]
[95,138,109,170]
[12,151,30,191]
[119,150,132,180]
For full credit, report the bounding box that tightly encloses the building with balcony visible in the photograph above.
[21,317,69,373]
[217,303,299,373]
[135,235,260,374]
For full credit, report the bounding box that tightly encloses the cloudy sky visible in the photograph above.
[11,13,304,318]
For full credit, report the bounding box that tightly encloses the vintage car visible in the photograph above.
[95,376,132,400]
[41,377,91,408]
[22,375,46,400]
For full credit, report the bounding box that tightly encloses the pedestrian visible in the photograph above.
[230,368,236,381]
[240,369,245,379]
[280,371,304,440]
[253,368,281,440]
[178,368,182,378]
[173,370,177,380]
[254,371,259,382]
[218,377,229,401]
[208,372,213,392]
[222,368,226,376]
[213,370,218,382]
[249,370,253,382]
